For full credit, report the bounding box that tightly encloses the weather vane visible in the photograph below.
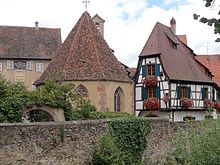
[82,0,91,11]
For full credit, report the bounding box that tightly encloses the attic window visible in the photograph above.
[165,32,179,49]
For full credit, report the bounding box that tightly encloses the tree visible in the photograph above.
[0,75,29,122]
[193,0,220,42]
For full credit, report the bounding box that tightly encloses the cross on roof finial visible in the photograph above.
[82,0,91,11]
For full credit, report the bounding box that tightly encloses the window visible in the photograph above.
[147,64,156,76]
[7,60,14,69]
[114,87,124,112]
[181,86,187,98]
[177,86,191,99]
[36,63,44,72]
[202,87,208,100]
[0,63,2,72]
[75,85,88,98]
[26,61,33,70]
[148,87,156,98]
[14,61,26,70]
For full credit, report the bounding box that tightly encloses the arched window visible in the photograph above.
[114,87,124,112]
[75,85,88,98]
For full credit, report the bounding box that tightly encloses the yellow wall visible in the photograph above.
[0,59,50,90]
[66,81,134,115]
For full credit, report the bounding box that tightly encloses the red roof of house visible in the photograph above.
[195,55,220,87]
[139,22,213,84]
[0,25,61,59]
[35,12,131,85]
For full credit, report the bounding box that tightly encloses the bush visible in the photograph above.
[92,133,123,165]
[89,111,132,119]
[92,117,151,165]
[170,119,220,165]
[0,76,29,122]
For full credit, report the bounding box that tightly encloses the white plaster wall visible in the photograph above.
[173,111,206,122]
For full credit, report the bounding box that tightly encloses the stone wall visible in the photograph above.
[0,120,109,165]
[0,119,199,165]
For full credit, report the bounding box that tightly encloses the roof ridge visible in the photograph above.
[156,23,161,53]
[86,13,105,79]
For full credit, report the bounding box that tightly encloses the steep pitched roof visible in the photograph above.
[0,25,61,59]
[35,12,131,85]
[195,55,220,87]
[140,22,213,84]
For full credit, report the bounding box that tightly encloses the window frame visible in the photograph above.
[147,64,156,76]
[36,63,44,72]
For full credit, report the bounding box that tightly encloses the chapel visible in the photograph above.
[35,12,134,114]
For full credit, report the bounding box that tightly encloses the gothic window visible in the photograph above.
[114,87,124,112]
[75,85,88,98]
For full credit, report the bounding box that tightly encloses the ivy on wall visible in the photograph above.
[92,117,151,165]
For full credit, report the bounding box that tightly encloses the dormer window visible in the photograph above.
[166,32,179,49]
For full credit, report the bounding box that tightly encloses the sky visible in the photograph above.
[0,0,219,67]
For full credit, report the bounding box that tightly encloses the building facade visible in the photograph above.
[135,18,218,121]
[35,12,134,114]
[0,22,61,90]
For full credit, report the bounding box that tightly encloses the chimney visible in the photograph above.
[35,21,39,30]
[170,17,176,35]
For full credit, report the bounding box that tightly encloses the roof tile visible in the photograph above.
[35,12,131,85]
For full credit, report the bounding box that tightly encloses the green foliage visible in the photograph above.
[71,111,131,120]
[92,133,123,165]
[27,80,75,121]
[193,0,220,42]
[59,123,65,142]
[92,117,151,165]
[0,76,29,122]
[109,117,151,164]
[89,111,132,119]
[170,119,220,165]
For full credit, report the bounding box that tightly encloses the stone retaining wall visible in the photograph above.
[0,119,199,165]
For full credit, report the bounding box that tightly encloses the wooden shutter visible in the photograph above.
[156,64,160,76]
[187,87,191,98]
[177,86,182,99]
[142,65,146,77]
[142,86,147,100]
[156,86,161,99]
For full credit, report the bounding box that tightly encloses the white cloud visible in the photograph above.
[0,0,219,67]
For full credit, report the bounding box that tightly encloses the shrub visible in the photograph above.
[170,119,220,165]
[0,76,29,122]
[92,133,123,165]
[92,117,151,165]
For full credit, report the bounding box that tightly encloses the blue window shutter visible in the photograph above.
[187,87,191,98]
[142,86,147,99]
[142,65,146,77]
[201,87,206,100]
[177,86,181,99]
[156,64,160,76]
[156,86,160,99]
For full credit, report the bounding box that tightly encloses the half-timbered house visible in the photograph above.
[135,18,218,121]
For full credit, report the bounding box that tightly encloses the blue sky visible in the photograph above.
[147,0,186,10]
[0,0,219,67]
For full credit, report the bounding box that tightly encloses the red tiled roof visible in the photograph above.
[140,22,213,84]
[35,12,131,85]
[0,25,61,59]
[195,55,220,87]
